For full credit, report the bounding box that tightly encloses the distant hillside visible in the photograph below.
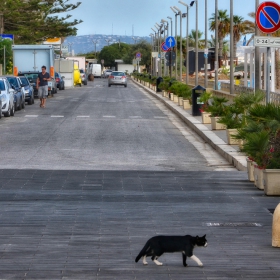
[64,34,150,55]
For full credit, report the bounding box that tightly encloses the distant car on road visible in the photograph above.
[103,69,112,78]
[108,71,127,87]
[0,77,15,117]
[55,72,65,90]
[79,69,87,85]
[19,76,34,105]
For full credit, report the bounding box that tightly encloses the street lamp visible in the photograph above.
[173,6,182,82]
[167,16,173,37]
[215,0,218,90]
[68,42,73,56]
[155,24,162,77]
[105,38,111,46]
[170,6,179,80]
[92,40,98,58]
[178,0,189,85]
[190,0,198,86]
[161,19,169,76]
[230,0,234,95]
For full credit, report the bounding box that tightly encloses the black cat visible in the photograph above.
[135,234,207,267]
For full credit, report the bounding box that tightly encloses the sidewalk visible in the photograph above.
[132,79,247,171]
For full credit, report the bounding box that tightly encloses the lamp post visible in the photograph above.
[171,6,179,80]
[204,0,208,88]
[68,42,73,56]
[167,16,173,37]
[161,19,169,76]
[151,27,158,76]
[215,0,218,90]
[255,0,260,91]
[92,40,98,58]
[155,23,162,77]
[190,0,198,86]
[173,6,182,82]
[179,1,189,85]
[230,0,234,95]
[105,38,111,46]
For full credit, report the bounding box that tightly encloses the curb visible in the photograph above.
[132,78,247,171]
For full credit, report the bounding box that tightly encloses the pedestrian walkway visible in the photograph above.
[132,79,247,171]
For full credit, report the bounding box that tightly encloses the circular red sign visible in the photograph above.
[256,1,280,33]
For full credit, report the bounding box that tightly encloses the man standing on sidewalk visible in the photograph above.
[37,66,51,108]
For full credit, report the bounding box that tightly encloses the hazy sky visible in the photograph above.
[64,0,257,38]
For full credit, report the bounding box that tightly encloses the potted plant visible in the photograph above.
[206,96,229,130]
[238,103,280,193]
[198,91,212,124]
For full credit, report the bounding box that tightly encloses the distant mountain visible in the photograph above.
[64,34,151,55]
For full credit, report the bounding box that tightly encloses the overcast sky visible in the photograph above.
[64,0,257,38]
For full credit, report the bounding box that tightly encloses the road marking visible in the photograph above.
[25,115,38,118]
[103,116,116,118]
[129,116,142,119]
[76,116,90,118]
[51,115,64,118]
[154,116,167,119]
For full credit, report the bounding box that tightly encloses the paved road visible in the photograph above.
[0,79,279,279]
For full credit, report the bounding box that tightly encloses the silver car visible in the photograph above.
[108,71,127,87]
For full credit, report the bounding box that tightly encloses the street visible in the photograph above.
[0,79,279,280]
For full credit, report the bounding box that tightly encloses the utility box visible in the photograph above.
[54,59,74,88]
[192,85,206,116]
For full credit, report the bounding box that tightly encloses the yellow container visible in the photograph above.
[73,63,82,86]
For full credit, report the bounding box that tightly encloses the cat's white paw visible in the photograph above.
[143,261,148,265]
[198,262,203,267]
[154,260,163,266]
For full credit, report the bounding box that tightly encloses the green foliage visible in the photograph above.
[206,96,229,117]
[2,0,82,44]
[0,39,13,74]
[169,82,191,99]
[238,103,280,169]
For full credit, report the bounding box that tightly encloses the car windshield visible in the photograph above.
[19,77,29,86]
[7,77,18,87]
[0,80,5,91]
[111,72,125,76]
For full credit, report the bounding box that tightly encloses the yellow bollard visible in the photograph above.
[272,203,280,247]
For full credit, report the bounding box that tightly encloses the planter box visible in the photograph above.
[170,92,174,101]
[263,169,280,195]
[173,95,179,104]
[183,99,191,110]
[246,158,255,182]
[201,112,211,124]
[254,165,264,190]
[226,128,240,145]
[211,117,226,130]
[179,97,183,106]
[272,203,280,247]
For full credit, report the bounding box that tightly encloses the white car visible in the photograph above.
[0,77,15,117]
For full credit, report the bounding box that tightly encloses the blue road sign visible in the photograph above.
[0,34,14,41]
[256,2,280,33]
[165,36,176,48]
[136,52,141,58]
[161,42,170,52]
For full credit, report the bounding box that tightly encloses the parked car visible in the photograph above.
[18,71,57,97]
[19,76,34,105]
[5,76,25,111]
[103,69,112,78]
[108,71,127,87]
[79,69,87,85]
[0,77,15,117]
[55,72,65,90]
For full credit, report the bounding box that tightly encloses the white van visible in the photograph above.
[89,64,102,78]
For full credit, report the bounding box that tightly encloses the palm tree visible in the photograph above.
[188,29,204,48]
[209,10,230,66]
[233,15,246,59]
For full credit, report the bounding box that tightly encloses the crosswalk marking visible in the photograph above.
[25,115,38,118]
[51,115,64,118]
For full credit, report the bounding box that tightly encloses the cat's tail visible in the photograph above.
[135,241,150,263]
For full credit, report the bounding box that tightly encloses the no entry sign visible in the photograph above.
[256,1,280,33]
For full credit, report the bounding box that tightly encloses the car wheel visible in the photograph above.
[18,99,22,110]
[10,103,15,116]
[22,99,25,109]
[59,84,62,90]
[4,104,11,117]
[63,83,65,90]
[83,81,87,86]
[28,97,32,105]
[32,95,35,104]
[124,85,127,88]
[0,107,2,119]
[108,84,111,87]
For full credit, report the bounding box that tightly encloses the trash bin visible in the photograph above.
[156,77,163,92]
[192,85,206,116]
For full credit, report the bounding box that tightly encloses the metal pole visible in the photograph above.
[175,14,178,80]
[204,0,208,88]
[195,0,198,86]
[186,6,189,85]
[3,45,6,75]
[215,0,218,90]
[230,0,234,95]
[266,36,271,104]
[255,0,260,91]
[174,7,182,82]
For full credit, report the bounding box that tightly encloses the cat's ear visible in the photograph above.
[203,235,206,238]
[196,235,199,238]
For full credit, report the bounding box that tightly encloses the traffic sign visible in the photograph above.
[165,36,176,48]
[256,2,280,33]
[254,35,280,47]
[165,51,176,62]
[136,52,141,58]
[161,42,170,52]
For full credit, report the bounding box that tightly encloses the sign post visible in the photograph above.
[255,1,280,103]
